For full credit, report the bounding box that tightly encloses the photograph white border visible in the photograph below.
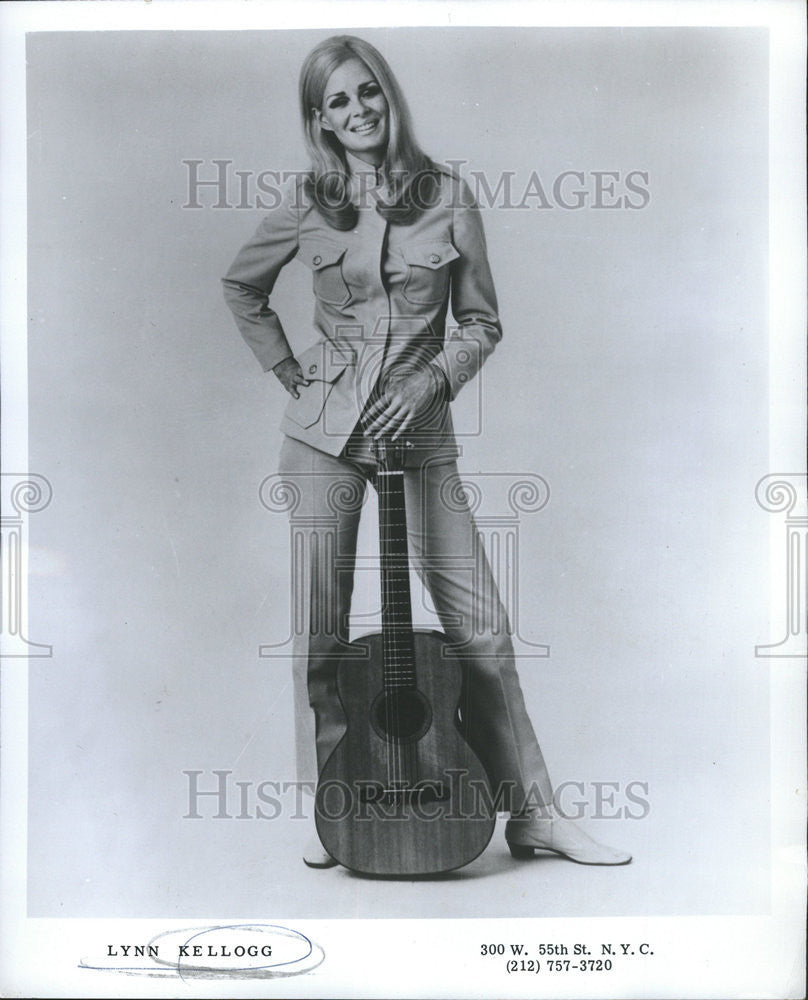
[1,2,805,997]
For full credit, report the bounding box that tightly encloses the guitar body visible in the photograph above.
[315,630,495,875]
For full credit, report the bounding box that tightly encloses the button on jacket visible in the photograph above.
[222,168,502,463]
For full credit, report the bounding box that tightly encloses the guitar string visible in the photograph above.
[392,468,408,794]
[380,462,399,795]
[389,469,406,793]
[388,472,405,794]
[380,466,393,794]
[379,455,421,797]
[380,454,401,795]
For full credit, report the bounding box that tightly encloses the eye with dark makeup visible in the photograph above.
[325,80,381,110]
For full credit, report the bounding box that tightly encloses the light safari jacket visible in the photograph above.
[222,168,502,463]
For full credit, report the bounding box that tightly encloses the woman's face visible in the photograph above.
[317,57,389,166]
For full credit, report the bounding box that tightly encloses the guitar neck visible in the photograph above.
[375,443,417,691]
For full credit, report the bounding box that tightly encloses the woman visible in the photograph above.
[223,35,630,869]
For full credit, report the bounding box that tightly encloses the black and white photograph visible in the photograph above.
[1,1,805,997]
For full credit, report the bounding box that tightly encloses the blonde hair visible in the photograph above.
[299,35,439,228]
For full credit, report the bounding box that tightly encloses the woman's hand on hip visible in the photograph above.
[273,357,311,398]
[363,365,447,440]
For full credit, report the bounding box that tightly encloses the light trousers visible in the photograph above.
[277,435,552,813]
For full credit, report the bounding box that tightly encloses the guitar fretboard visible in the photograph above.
[376,466,417,691]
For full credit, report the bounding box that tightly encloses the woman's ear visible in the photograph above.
[313,108,333,132]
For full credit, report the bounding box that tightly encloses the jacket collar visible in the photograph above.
[345,151,387,204]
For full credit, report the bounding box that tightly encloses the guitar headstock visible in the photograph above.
[372,437,411,472]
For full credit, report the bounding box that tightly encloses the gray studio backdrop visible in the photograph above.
[26,27,769,917]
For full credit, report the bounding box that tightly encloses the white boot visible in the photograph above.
[302,823,338,869]
[505,811,631,866]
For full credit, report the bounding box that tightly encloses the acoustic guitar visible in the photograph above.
[315,438,496,875]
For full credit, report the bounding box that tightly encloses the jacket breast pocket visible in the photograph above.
[400,241,460,306]
[297,240,351,307]
[283,341,352,429]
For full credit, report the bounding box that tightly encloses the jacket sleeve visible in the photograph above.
[221,178,301,371]
[430,176,503,399]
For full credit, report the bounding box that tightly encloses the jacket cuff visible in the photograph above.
[430,340,487,401]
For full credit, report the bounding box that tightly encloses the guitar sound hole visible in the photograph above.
[371,689,431,743]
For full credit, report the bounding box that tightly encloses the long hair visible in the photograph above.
[299,35,440,229]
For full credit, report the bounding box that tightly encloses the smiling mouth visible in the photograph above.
[351,120,379,135]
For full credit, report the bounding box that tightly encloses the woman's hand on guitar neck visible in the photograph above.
[363,365,449,440]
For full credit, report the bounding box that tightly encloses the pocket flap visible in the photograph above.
[297,240,348,271]
[296,339,354,382]
[400,241,460,269]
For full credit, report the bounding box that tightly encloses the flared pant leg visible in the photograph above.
[401,459,553,813]
[277,436,366,787]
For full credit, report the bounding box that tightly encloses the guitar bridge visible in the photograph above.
[357,780,450,806]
